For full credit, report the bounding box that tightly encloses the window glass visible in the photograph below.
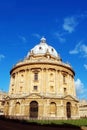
[34,73,38,81]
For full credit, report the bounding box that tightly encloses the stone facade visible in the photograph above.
[0,91,7,115]
[79,100,87,118]
[4,38,79,119]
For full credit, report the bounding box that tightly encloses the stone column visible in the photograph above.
[42,68,46,95]
[59,71,63,96]
[55,70,58,95]
[29,69,32,93]
[41,68,43,95]
[16,72,20,94]
[67,74,71,95]
[46,68,49,96]
[25,69,29,94]
[38,102,44,119]
[15,72,18,94]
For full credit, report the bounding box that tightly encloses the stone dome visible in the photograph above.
[27,37,61,60]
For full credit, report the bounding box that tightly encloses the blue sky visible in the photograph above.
[0,0,87,100]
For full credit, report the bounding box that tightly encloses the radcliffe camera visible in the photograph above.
[0,0,87,129]
[2,37,79,119]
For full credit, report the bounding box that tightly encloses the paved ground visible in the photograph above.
[0,118,82,130]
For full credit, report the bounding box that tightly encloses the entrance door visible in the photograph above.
[30,101,38,118]
[66,102,71,118]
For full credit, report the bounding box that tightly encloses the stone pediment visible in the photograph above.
[24,93,43,99]
[63,95,79,102]
[8,93,45,99]
[5,96,10,100]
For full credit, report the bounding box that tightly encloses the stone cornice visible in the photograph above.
[10,60,75,76]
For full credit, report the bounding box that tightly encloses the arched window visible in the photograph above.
[64,88,67,95]
[75,104,78,115]
[50,102,56,115]
[15,102,20,114]
[12,74,15,79]
[11,88,14,94]
[50,73,54,81]
[12,74,15,84]
[20,74,24,82]
[20,86,23,92]
[5,102,9,115]
[30,101,38,118]
[66,102,71,118]
[63,75,66,84]
[62,73,67,84]
[1,101,5,106]
[50,86,54,92]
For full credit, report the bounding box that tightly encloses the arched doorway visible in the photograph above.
[66,102,71,118]
[30,101,38,118]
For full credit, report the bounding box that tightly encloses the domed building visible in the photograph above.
[5,37,79,119]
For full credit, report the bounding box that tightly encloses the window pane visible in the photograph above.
[34,73,38,81]
[34,86,38,90]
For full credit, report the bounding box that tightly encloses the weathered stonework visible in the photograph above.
[4,37,79,119]
[79,100,87,118]
[0,91,7,115]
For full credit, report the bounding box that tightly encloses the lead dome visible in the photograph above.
[27,37,61,60]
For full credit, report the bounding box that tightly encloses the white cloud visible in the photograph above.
[18,35,27,43]
[54,32,66,43]
[75,79,84,94]
[80,44,87,57]
[32,33,41,39]
[63,13,87,33]
[63,16,78,33]
[75,79,87,99]
[84,64,87,70]
[69,41,87,57]
[69,41,82,54]
[0,54,5,61]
